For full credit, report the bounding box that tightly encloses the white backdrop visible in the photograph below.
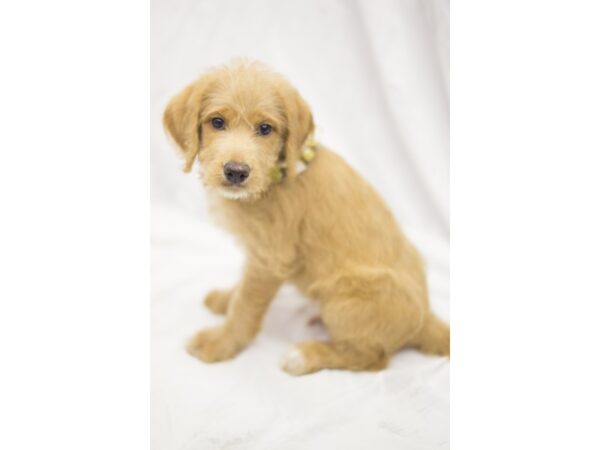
[151,1,449,448]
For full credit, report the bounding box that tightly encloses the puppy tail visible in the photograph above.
[412,313,450,357]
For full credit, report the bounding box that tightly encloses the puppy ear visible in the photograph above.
[163,82,204,173]
[281,85,314,178]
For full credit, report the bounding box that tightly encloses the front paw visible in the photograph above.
[186,326,241,363]
[203,289,232,315]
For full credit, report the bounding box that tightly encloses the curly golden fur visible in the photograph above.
[163,60,449,375]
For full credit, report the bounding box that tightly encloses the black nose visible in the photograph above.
[223,161,250,185]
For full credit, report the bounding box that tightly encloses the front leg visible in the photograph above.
[203,287,235,315]
[187,262,282,363]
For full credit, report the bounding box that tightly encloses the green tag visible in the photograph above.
[302,147,315,163]
[270,166,283,183]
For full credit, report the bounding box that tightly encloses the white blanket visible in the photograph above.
[151,1,449,448]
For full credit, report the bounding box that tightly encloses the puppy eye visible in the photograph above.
[258,123,272,136]
[211,117,225,130]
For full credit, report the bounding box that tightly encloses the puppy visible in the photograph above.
[163,61,449,375]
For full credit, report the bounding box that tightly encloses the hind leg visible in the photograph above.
[408,313,450,357]
[281,341,388,375]
[281,294,423,375]
[281,340,388,375]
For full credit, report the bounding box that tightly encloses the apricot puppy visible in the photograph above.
[164,61,449,375]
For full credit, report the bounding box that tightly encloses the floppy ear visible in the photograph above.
[163,81,204,173]
[280,85,314,178]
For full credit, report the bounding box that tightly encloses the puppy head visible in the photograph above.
[163,61,313,201]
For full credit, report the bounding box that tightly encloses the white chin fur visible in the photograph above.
[218,187,250,200]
